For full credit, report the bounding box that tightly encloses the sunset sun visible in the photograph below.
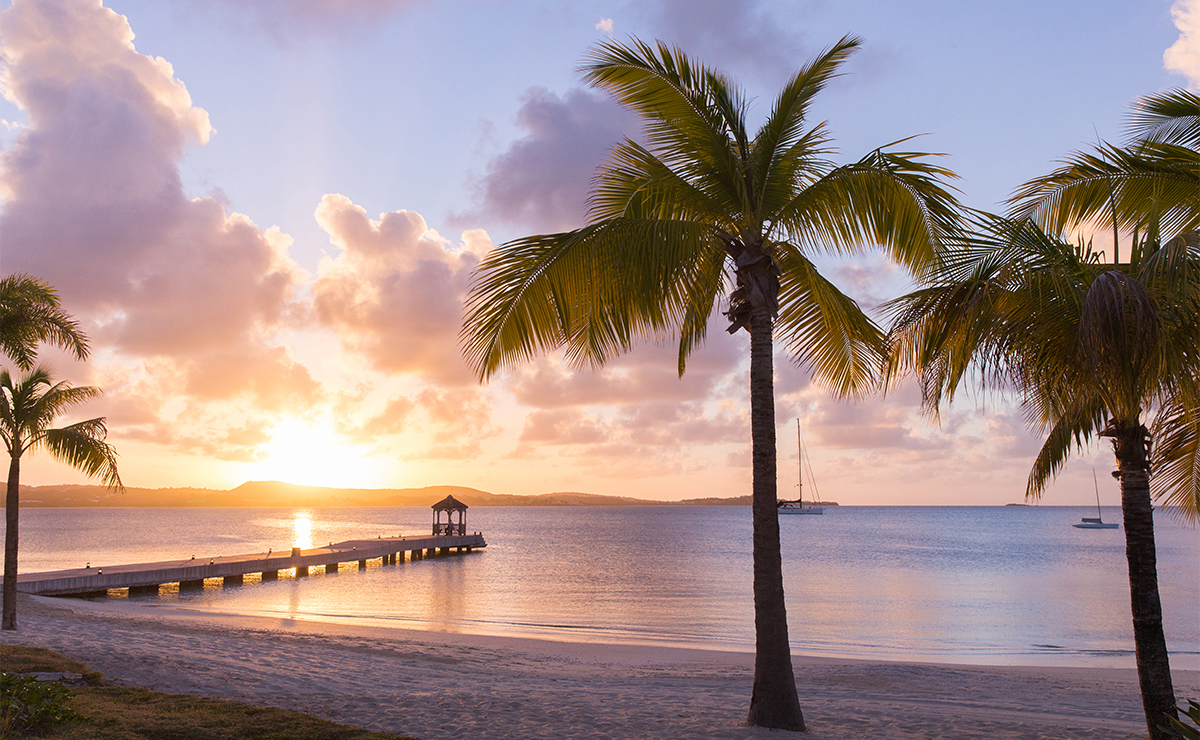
[245,418,395,489]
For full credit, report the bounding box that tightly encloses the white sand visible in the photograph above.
[3,594,1196,739]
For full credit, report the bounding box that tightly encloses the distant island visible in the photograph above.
[17,480,842,508]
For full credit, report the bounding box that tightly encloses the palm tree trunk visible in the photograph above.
[745,306,804,731]
[3,454,19,631]
[1112,422,1177,739]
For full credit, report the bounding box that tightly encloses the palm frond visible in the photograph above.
[588,139,733,224]
[42,420,124,492]
[885,214,1096,419]
[775,246,886,398]
[580,38,746,202]
[774,145,960,278]
[1128,88,1200,149]
[461,218,720,380]
[0,366,122,490]
[751,37,859,219]
[1136,230,1200,297]
[1009,141,1200,242]
[1026,402,1106,500]
[675,247,729,376]
[0,274,89,370]
[29,382,104,436]
[1152,395,1200,522]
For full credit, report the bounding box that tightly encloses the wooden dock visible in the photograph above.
[16,533,486,597]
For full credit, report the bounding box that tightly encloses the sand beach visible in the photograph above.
[3,593,1195,740]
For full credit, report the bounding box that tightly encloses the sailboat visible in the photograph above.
[1074,469,1118,529]
[779,419,824,515]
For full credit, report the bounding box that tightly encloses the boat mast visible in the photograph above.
[1092,468,1102,519]
[796,418,803,504]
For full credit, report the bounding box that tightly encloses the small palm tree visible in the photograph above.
[0,275,89,371]
[888,89,1200,740]
[2,366,123,631]
[461,37,959,729]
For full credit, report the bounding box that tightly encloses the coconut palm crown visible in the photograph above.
[2,366,123,631]
[461,36,960,730]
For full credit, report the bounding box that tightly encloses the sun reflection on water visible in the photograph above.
[293,511,313,550]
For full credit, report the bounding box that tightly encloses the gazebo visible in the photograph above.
[432,495,468,536]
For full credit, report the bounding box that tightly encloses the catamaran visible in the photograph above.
[1074,469,1118,529]
[779,419,824,515]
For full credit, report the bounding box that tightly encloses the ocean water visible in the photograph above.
[11,505,1199,668]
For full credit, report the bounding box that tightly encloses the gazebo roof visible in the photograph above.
[432,494,468,511]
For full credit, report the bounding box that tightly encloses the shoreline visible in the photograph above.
[41,589,1200,672]
[4,594,1197,739]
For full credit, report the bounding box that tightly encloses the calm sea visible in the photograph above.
[12,505,1200,668]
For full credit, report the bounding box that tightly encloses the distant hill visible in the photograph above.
[13,481,798,508]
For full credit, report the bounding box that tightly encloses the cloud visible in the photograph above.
[510,398,747,485]
[1166,0,1200,89]
[801,382,951,452]
[338,386,500,460]
[596,17,614,36]
[311,193,489,384]
[0,0,315,411]
[507,310,744,409]
[519,408,607,445]
[643,0,805,81]
[456,87,638,233]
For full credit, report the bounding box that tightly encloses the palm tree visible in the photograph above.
[2,366,123,631]
[0,274,89,371]
[887,90,1200,740]
[461,37,959,729]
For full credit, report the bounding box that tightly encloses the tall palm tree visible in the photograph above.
[887,90,1200,740]
[2,366,123,631]
[0,274,89,371]
[461,37,959,729]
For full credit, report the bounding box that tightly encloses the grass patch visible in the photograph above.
[1,647,420,740]
[0,645,102,684]
[47,687,420,740]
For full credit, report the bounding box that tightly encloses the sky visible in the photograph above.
[0,0,1193,505]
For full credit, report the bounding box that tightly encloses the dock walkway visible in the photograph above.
[16,533,486,597]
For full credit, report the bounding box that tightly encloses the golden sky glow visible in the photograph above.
[244,418,398,490]
[1,0,1186,506]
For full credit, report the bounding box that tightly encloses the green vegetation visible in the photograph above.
[39,688,419,740]
[0,645,101,683]
[0,275,89,373]
[0,646,419,740]
[0,275,107,633]
[461,36,959,729]
[887,88,1200,740]
[1,367,123,631]
[1,673,85,737]
[1161,700,1200,740]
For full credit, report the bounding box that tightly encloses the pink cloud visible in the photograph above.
[455,87,638,233]
[339,385,499,460]
[801,382,952,452]
[311,193,488,385]
[0,0,314,413]
[508,312,745,409]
